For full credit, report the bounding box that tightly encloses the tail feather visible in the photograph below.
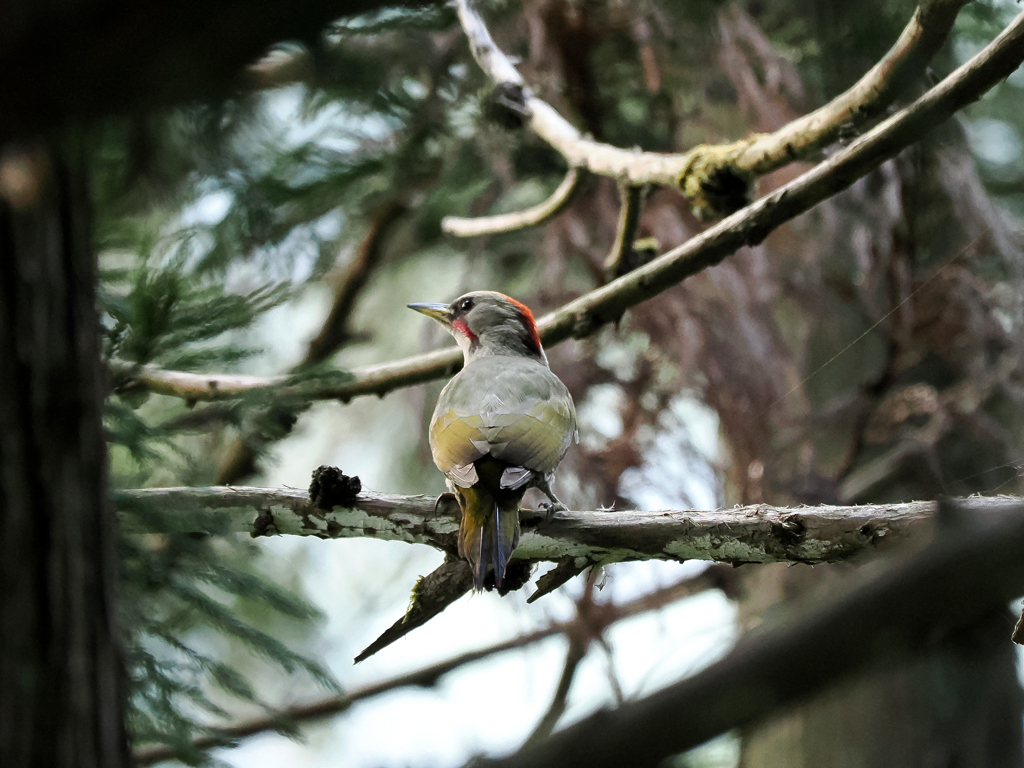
[493,497,520,588]
[456,484,521,591]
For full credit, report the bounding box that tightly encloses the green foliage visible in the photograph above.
[104,266,290,368]
[119,516,337,763]
[95,3,500,757]
[104,263,337,759]
[331,4,456,36]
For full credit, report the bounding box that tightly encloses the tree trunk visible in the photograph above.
[0,144,130,767]
[738,564,1024,768]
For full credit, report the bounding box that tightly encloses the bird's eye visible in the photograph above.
[459,298,473,312]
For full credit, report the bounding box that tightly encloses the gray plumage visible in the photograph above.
[409,291,577,589]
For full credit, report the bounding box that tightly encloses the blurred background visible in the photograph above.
[87,0,1024,765]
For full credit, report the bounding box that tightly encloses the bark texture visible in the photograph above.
[0,146,130,767]
[114,485,1024,566]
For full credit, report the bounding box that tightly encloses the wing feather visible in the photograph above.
[428,356,577,481]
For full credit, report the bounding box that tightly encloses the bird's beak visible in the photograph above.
[407,302,452,326]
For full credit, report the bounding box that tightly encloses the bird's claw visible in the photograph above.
[538,501,567,523]
[433,492,459,516]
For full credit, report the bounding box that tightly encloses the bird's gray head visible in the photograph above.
[408,290,547,364]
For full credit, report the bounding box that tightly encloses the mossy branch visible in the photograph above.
[455,0,969,216]
[483,500,1024,768]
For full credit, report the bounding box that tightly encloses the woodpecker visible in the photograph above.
[409,291,577,591]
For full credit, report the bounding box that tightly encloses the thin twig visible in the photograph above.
[602,184,644,280]
[596,637,625,706]
[441,168,580,237]
[306,200,408,365]
[525,571,603,745]
[838,350,1022,502]
[115,485,1024,565]
[525,639,588,746]
[131,568,727,765]
[109,9,1024,405]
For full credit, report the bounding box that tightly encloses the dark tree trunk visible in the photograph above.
[738,565,1024,768]
[0,145,130,767]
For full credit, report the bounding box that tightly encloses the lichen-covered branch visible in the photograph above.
[483,500,1024,768]
[108,8,1024,405]
[115,486,1024,566]
[441,168,580,237]
[531,9,1024,346]
[455,0,968,198]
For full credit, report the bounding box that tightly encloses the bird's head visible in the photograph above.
[408,291,547,364]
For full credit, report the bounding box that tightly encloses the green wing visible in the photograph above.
[429,356,576,482]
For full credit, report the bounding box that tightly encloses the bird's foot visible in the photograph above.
[538,501,567,523]
[433,492,460,516]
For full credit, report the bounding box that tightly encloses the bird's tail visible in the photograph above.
[457,483,521,591]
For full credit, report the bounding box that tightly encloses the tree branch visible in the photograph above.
[115,486,1024,566]
[602,184,644,280]
[441,168,580,237]
[353,554,472,663]
[109,344,463,403]
[108,7,1024,406]
[525,572,602,745]
[732,0,970,175]
[530,8,1024,345]
[525,637,588,746]
[839,349,1022,502]
[305,201,409,365]
[131,567,729,765]
[479,501,1024,768]
[455,0,968,198]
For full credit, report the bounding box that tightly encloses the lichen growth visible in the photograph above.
[677,138,762,218]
